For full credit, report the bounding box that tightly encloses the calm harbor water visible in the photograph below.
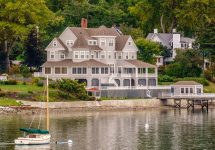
[1,109,215,150]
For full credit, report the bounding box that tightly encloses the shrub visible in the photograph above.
[158,75,174,82]
[49,82,56,89]
[36,81,44,87]
[22,82,27,85]
[20,65,31,78]
[89,96,96,101]
[204,70,213,81]
[8,65,20,75]
[0,91,6,97]
[0,80,17,85]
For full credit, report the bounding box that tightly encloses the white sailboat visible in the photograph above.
[15,76,51,145]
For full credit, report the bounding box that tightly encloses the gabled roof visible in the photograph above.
[88,26,119,36]
[115,35,130,51]
[126,60,156,68]
[56,38,68,50]
[72,34,102,50]
[172,81,202,86]
[147,33,195,49]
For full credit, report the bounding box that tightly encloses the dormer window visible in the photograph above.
[109,39,114,46]
[66,40,74,46]
[100,39,106,46]
[53,41,57,47]
[60,54,65,59]
[88,40,97,45]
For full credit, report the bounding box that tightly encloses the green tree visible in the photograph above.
[136,38,166,64]
[23,27,45,69]
[0,0,57,72]
[56,79,89,100]
[165,49,202,78]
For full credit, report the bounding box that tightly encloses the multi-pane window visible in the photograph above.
[86,51,89,59]
[181,88,184,94]
[74,51,79,59]
[109,39,114,46]
[80,51,85,59]
[101,52,105,59]
[100,39,106,46]
[55,67,61,74]
[72,68,76,74]
[108,51,111,59]
[55,67,67,74]
[95,52,99,59]
[92,67,99,74]
[101,67,108,74]
[190,88,193,93]
[66,40,74,46]
[45,67,51,74]
[118,52,122,59]
[72,68,87,74]
[138,68,146,74]
[88,40,97,45]
[62,67,67,74]
[60,54,65,59]
[50,52,55,59]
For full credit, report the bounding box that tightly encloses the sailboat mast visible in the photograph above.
[46,76,49,131]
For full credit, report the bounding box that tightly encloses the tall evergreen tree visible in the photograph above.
[23,27,45,69]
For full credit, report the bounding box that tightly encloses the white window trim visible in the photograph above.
[88,40,98,45]
[109,39,114,46]
[50,51,55,60]
[100,51,106,59]
[74,51,79,59]
[85,51,89,59]
[80,51,85,59]
[107,51,111,59]
[66,40,74,46]
[53,41,57,47]
[100,38,106,46]
[60,54,65,59]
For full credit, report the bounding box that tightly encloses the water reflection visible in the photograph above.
[0,109,215,150]
[14,144,51,150]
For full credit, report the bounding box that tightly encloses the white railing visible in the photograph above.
[100,85,171,90]
[159,92,215,99]
[33,72,42,77]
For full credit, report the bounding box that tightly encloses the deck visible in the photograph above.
[158,93,215,111]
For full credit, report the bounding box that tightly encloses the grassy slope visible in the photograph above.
[204,81,215,93]
[0,83,43,92]
[0,97,22,106]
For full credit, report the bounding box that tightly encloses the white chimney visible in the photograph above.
[154,29,158,33]
[172,28,177,33]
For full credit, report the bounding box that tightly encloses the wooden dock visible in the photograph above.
[158,93,215,112]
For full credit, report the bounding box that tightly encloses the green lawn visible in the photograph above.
[204,81,215,93]
[0,83,44,92]
[0,97,22,106]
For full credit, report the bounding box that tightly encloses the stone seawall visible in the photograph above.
[21,99,164,109]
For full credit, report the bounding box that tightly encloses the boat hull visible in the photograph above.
[14,134,51,145]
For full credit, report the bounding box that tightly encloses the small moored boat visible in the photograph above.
[15,76,51,145]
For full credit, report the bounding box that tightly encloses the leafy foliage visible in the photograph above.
[56,79,89,101]
[136,38,166,64]
[165,49,202,78]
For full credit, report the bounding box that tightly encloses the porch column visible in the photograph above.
[146,67,148,87]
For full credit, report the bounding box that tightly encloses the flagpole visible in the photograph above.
[46,75,49,131]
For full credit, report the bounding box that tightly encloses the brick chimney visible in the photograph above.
[81,18,88,28]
